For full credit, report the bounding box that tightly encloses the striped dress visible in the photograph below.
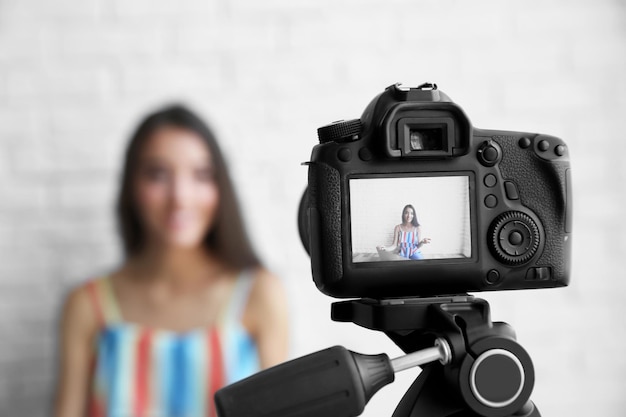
[398,228,422,259]
[85,275,259,417]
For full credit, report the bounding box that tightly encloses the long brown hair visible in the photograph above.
[401,204,420,227]
[116,104,261,270]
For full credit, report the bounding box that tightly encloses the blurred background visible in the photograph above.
[1,0,624,415]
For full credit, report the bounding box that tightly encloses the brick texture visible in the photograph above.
[1,0,624,415]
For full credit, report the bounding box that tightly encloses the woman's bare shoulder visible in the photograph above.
[63,280,94,314]
[244,268,287,320]
[248,267,284,299]
[243,267,289,365]
[59,279,100,337]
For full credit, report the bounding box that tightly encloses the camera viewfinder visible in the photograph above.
[408,127,444,151]
[398,118,454,157]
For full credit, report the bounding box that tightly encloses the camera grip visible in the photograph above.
[307,162,344,291]
[494,134,571,284]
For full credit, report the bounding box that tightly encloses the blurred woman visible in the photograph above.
[377,204,431,260]
[54,105,288,417]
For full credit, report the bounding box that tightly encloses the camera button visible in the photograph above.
[536,267,551,280]
[537,140,550,152]
[484,174,497,188]
[485,195,498,208]
[484,147,498,161]
[525,267,552,281]
[337,148,352,162]
[518,137,532,149]
[504,181,519,200]
[477,141,501,167]
[509,231,523,246]
[486,269,501,285]
[555,144,567,156]
[480,146,499,164]
[358,147,373,161]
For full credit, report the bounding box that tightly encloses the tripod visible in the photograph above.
[332,296,540,417]
[215,296,540,417]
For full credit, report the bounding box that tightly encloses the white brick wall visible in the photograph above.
[1,0,624,415]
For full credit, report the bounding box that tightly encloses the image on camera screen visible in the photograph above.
[349,175,472,263]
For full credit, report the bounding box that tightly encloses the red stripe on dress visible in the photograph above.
[86,281,105,327]
[134,329,152,417]
[87,353,105,417]
[86,280,106,416]
[88,397,106,417]
[208,327,225,417]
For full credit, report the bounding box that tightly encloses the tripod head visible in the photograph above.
[215,297,540,417]
[333,296,539,416]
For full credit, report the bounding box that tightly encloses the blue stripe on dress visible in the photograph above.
[186,333,205,416]
[169,336,187,416]
[222,318,259,385]
[156,334,174,416]
[227,328,259,384]
[115,326,135,417]
[221,275,259,384]
[100,325,135,417]
[99,327,118,413]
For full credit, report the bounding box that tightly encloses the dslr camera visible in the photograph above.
[300,82,571,298]
[216,84,572,417]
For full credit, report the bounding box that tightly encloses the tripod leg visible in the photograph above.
[512,401,541,417]
[392,364,470,417]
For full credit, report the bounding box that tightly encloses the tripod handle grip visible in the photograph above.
[215,346,394,417]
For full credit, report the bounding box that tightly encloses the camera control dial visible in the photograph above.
[489,212,540,265]
[317,119,362,144]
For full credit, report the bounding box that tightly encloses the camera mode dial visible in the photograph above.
[489,212,540,266]
[317,119,362,144]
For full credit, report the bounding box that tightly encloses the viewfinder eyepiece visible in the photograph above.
[398,119,454,157]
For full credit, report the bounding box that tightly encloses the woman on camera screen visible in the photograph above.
[54,105,288,417]
[377,204,431,260]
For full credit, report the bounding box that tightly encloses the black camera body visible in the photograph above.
[300,83,572,298]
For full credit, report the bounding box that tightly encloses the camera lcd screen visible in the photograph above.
[349,175,472,263]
